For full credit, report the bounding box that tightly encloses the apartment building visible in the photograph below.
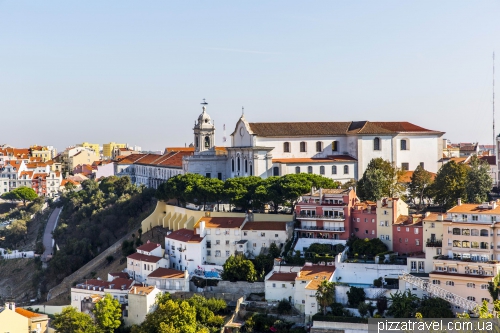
[29,145,57,162]
[164,228,206,272]
[351,201,377,239]
[103,142,126,158]
[376,198,408,250]
[77,142,100,157]
[127,242,168,283]
[71,277,136,312]
[125,285,161,327]
[146,267,190,292]
[392,215,423,255]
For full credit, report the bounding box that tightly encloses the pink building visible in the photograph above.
[295,188,356,241]
[351,201,377,239]
[392,215,423,255]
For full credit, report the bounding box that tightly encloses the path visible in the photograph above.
[42,207,62,262]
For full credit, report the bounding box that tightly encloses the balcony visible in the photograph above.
[297,214,345,221]
[297,226,345,232]
[426,239,442,247]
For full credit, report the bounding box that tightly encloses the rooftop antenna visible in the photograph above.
[201,98,208,105]
[242,106,244,116]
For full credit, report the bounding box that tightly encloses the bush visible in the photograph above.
[373,277,383,288]
[106,255,114,264]
[277,299,292,315]
[376,297,387,316]
[346,286,366,308]
[358,302,369,318]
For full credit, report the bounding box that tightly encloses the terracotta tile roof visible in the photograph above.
[116,154,147,164]
[194,216,246,229]
[297,265,335,290]
[449,157,468,164]
[164,147,195,153]
[32,173,47,179]
[394,215,423,226]
[429,271,493,280]
[242,221,288,231]
[148,267,186,279]
[127,252,164,263]
[248,121,440,137]
[134,151,193,168]
[422,213,448,222]
[75,277,135,290]
[165,228,204,243]
[398,170,436,183]
[109,272,130,279]
[137,242,162,253]
[273,155,357,164]
[129,285,156,295]
[15,307,46,318]
[61,179,80,187]
[447,202,500,215]
[267,272,297,282]
[480,156,496,165]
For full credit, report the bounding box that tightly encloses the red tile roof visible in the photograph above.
[109,272,130,279]
[15,307,46,319]
[137,242,162,253]
[267,272,297,282]
[194,217,246,229]
[127,252,164,263]
[165,229,204,243]
[148,267,186,279]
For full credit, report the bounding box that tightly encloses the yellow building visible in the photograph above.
[103,142,126,158]
[30,145,57,162]
[0,303,29,333]
[77,142,100,157]
[376,197,408,251]
[16,307,50,333]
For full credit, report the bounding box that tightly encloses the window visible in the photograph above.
[467,296,476,301]
[416,239,420,246]
[307,166,313,174]
[365,230,368,234]
[218,172,222,180]
[332,166,337,174]
[275,234,278,237]
[471,229,479,236]
[225,240,230,245]
[226,251,230,257]
[373,137,381,150]
[401,163,409,171]
[473,216,479,221]
[480,229,489,236]
[332,141,338,152]
[272,283,276,288]
[215,250,221,257]
[400,139,407,150]
[245,159,248,173]
[273,167,279,176]
[481,284,489,290]
[467,283,475,288]
[432,280,440,285]
[261,232,265,237]
[231,159,235,172]
[284,142,290,152]
[343,165,349,174]
[207,250,211,256]
[482,298,490,303]
[405,238,408,243]
[316,141,323,152]
[414,228,419,234]
[462,229,470,235]
[300,142,307,152]
[206,173,211,178]
[406,227,410,232]
[295,166,301,174]
[216,240,220,245]
[282,284,286,288]
[372,230,375,235]
[446,281,454,286]
[453,228,461,235]
[319,166,325,175]
[397,227,401,231]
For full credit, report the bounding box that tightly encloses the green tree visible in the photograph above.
[93,293,122,333]
[222,254,257,282]
[280,173,338,212]
[432,161,468,209]
[488,273,500,301]
[387,290,419,318]
[223,176,264,210]
[408,165,433,208]
[357,158,405,201]
[346,286,366,308]
[10,186,37,206]
[358,302,369,318]
[52,306,97,333]
[376,297,388,316]
[316,280,336,315]
[269,242,281,258]
[416,297,453,318]
[156,175,187,206]
[277,299,293,315]
[1,191,20,203]
[341,178,357,190]
[466,155,493,203]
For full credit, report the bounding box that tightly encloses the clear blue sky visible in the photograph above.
[1,1,499,151]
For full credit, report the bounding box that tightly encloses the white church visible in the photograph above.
[183,102,445,182]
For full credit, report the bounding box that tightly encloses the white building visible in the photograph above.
[125,285,161,327]
[165,228,206,273]
[71,278,136,312]
[146,267,190,292]
[127,243,168,283]
[184,102,444,181]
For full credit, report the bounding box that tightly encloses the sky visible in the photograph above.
[1,1,499,151]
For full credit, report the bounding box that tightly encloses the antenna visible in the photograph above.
[201,99,208,105]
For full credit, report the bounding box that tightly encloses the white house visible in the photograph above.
[165,228,206,273]
[127,248,168,283]
[146,267,190,292]
[71,278,136,312]
[125,285,161,327]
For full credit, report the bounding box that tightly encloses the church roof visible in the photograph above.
[247,121,440,137]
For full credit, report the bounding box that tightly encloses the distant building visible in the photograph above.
[103,142,126,158]
[77,142,100,157]
[0,303,29,333]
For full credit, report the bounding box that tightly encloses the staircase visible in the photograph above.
[400,271,479,312]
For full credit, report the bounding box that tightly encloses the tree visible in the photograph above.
[466,156,493,204]
[268,242,281,258]
[408,165,433,208]
[1,191,20,203]
[277,299,293,315]
[280,173,337,212]
[316,280,336,315]
[222,254,257,282]
[223,176,264,210]
[358,302,369,318]
[341,178,357,190]
[10,186,37,206]
[357,158,405,201]
[139,299,197,333]
[52,306,97,333]
[346,286,366,308]
[387,290,419,318]
[416,297,453,318]
[93,293,122,333]
[488,273,500,301]
[432,161,468,209]
[376,296,388,316]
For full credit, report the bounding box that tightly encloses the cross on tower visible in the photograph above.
[201,99,208,105]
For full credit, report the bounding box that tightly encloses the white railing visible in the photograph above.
[399,271,479,312]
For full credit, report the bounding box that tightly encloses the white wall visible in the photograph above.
[334,262,405,284]
[293,238,346,253]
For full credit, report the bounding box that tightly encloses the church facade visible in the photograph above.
[184,103,445,182]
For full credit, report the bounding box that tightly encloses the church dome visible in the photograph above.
[198,106,212,125]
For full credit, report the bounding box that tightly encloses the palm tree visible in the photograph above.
[315,280,336,315]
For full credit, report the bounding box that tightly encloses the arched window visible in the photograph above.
[231,159,235,172]
[332,166,337,174]
[245,159,248,173]
[307,166,313,174]
[249,164,253,176]
[319,166,325,175]
[462,241,470,248]
[300,142,307,152]
[400,139,407,150]
[453,228,461,235]
[343,165,349,174]
[283,142,291,153]
[453,240,461,248]
[295,166,301,174]
[481,242,489,249]
[480,229,489,237]
[462,229,470,235]
[316,141,323,152]
[273,167,279,176]
[195,135,199,148]
[237,157,241,171]
[374,137,381,151]
[205,136,210,148]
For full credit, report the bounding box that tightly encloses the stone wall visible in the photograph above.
[206,281,265,295]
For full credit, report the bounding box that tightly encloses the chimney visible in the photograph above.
[9,302,15,311]
[199,221,206,236]
[458,198,462,206]
[184,269,188,279]
[134,287,137,294]
[425,212,431,217]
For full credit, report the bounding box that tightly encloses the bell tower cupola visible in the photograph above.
[193,99,216,153]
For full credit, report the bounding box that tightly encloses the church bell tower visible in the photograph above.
[193,99,215,153]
